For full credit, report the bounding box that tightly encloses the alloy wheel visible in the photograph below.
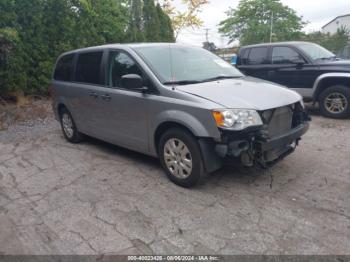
[62,113,74,138]
[163,138,193,179]
[324,92,348,114]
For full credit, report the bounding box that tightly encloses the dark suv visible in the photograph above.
[236,41,350,118]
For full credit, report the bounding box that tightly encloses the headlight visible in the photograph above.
[212,109,263,130]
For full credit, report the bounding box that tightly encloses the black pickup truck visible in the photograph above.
[236,41,350,118]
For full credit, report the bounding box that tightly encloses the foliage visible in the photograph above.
[156,3,175,42]
[219,0,306,45]
[143,0,161,42]
[202,42,216,52]
[0,0,175,95]
[160,0,209,39]
[300,27,350,55]
[128,0,145,42]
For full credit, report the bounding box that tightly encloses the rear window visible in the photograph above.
[247,47,269,65]
[75,51,103,85]
[54,54,74,81]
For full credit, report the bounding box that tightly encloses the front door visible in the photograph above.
[268,46,318,97]
[93,50,150,153]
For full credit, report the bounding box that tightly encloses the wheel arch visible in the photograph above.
[57,103,67,116]
[151,110,219,154]
[153,120,223,173]
[153,121,199,156]
[313,73,350,101]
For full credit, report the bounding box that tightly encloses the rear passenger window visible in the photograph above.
[54,54,74,81]
[247,47,269,65]
[272,47,304,64]
[239,49,249,65]
[75,52,103,85]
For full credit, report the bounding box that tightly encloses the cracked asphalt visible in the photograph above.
[0,110,349,255]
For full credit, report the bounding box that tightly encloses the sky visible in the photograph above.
[174,0,350,48]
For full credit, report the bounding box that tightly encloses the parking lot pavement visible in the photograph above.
[0,113,349,255]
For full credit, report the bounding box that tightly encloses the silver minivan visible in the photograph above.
[52,43,310,187]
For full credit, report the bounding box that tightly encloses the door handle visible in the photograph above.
[89,92,99,98]
[101,94,111,101]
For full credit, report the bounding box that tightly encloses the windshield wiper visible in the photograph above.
[317,56,338,61]
[200,75,243,82]
[163,75,242,86]
[163,80,201,85]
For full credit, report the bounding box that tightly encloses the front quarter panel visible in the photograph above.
[148,93,221,156]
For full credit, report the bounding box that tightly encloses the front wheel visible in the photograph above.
[319,85,350,119]
[158,128,206,188]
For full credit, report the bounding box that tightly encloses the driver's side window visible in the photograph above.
[108,51,143,89]
[272,47,305,64]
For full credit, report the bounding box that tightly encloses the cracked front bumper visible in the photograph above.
[253,122,309,167]
[213,122,310,168]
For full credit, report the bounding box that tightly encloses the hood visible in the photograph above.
[317,59,350,67]
[176,77,302,111]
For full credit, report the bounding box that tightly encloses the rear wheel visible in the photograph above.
[59,107,84,143]
[158,128,206,188]
[319,85,350,119]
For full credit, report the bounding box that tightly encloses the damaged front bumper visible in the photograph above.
[213,122,309,169]
[199,104,311,172]
[199,122,309,173]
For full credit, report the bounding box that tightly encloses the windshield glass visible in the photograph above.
[296,43,335,61]
[133,45,243,84]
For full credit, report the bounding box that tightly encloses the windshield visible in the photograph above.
[133,45,243,85]
[295,43,336,61]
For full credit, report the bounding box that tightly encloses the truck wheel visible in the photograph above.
[158,128,206,188]
[59,107,84,143]
[319,85,350,119]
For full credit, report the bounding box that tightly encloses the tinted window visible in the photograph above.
[272,47,304,64]
[239,49,249,65]
[247,47,269,65]
[54,54,74,81]
[75,52,103,85]
[108,51,143,88]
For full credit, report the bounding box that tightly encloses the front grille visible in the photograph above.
[261,104,295,138]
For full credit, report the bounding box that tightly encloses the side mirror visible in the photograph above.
[293,58,305,68]
[121,74,147,92]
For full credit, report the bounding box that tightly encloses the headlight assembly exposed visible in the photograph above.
[212,109,263,130]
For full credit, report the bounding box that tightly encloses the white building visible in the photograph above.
[322,14,350,34]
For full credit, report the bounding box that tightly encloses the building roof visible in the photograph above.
[322,14,350,29]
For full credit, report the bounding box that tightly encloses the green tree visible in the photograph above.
[0,0,174,95]
[219,0,306,45]
[156,3,175,42]
[143,0,160,42]
[160,0,209,40]
[301,27,350,54]
[127,0,145,42]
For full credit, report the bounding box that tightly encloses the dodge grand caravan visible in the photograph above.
[52,43,310,187]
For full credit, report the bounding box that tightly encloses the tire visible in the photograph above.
[59,107,84,143]
[319,85,350,119]
[158,128,206,188]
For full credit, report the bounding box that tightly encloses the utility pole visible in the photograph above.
[205,28,210,42]
[270,11,274,43]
